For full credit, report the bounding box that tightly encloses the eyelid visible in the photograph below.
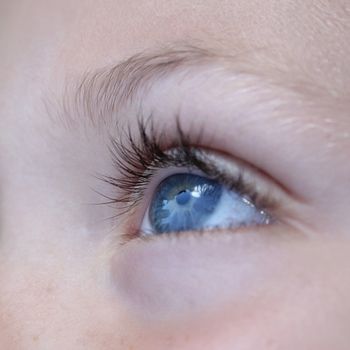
[120,146,286,240]
[139,63,325,205]
[99,116,301,242]
[73,49,328,211]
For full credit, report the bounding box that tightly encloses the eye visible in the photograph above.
[141,173,271,235]
[101,117,281,240]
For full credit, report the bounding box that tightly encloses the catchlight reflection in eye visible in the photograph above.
[141,173,271,235]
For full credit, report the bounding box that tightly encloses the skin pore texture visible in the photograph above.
[1,0,350,349]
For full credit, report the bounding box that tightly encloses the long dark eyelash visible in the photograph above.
[98,116,270,222]
[99,116,197,213]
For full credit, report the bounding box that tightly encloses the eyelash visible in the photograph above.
[98,116,275,236]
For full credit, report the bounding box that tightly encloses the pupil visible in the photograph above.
[176,190,191,205]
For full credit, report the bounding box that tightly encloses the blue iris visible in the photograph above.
[149,173,223,234]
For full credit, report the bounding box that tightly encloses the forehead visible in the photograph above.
[47,0,350,97]
[1,0,350,112]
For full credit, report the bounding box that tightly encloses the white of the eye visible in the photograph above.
[202,188,269,229]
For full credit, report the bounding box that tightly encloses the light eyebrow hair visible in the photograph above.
[56,45,335,130]
[61,46,223,128]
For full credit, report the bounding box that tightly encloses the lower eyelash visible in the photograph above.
[97,116,274,222]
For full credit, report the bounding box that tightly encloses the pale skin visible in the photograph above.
[1,1,350,349]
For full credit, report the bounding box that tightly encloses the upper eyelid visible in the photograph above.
[104,140,277,240]
[54,45,341,207]
[101,118,285,217]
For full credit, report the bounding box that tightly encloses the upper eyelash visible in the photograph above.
[97,116,274,220]
[98,116,198,213]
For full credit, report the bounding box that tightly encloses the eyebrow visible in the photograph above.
[57,45,330,130]
[60,46,223,128]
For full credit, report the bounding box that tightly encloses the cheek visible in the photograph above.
[112,234,274,322]
[0,246,124,349]
[111,232,350,349]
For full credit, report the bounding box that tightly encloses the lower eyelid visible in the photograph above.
[110,223,300,322]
